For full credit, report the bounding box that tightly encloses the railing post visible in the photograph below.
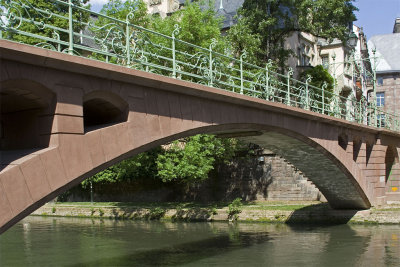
[305,75,311,110]
[335,95,341,118]
[171,24,180,79]
[347,95,352,121]
[68,0,74,55]
[322,82,327,114]
[240,50,247,94]
[265,64,269,100]
[265,60,272,100]
[286,68,293,105]
[209,38,217,87]
[125,15,131,66]
[53,31,61,52]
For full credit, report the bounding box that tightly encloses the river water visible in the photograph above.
[0,216,399,266]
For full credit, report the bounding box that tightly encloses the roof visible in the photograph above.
[368,33,400,72]
[215,0,244,29]
[174,0,244,29]
[202,0,244,29]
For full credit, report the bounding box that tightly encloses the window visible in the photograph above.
[321,55,329,69]
[298,45,311,66]
[376,92,385,107]
[377,77,383,86]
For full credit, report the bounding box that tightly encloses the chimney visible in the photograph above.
[394,18,400,33]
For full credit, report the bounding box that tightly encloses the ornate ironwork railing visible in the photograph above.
[1,0,399,131]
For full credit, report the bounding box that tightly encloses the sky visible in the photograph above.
[354,0,400,39]
[89,0,108,12]
[88,0,400,40]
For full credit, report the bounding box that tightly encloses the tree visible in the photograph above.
[156,135,238,183]
[299,65,335,110]
[96,0,150,27]
[147,0,227,81]
[151,0,224,51]
[228,0,358,68]
[2,0,90,50]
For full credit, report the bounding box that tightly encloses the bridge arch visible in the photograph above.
[46,122,371,211]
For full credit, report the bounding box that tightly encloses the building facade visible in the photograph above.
[368,18,400,116]
[286,25,371,101]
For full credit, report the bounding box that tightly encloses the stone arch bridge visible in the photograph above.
[1,40,400,233]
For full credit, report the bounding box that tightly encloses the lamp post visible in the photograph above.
[367,48,378,126]
[347,32,358,49]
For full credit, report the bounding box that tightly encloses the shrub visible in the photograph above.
[228,198,242,221]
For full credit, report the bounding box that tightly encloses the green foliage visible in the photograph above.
[151,0,224,51]
[228,197,242,221]
[98,0,150,27]
[4,0,90,48]
[296,0,358,42]
[148,0,226,80]
[225,18,261,62]
[299,65,335,106]
[146,207,166,220]
[210,205,218,216]
[98,208,104,217]
[228,0,358,68]
[81,147,161,188]
[82,134,241,187]
[156,135,237,183]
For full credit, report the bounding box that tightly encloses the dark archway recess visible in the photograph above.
[0,80,55,151]
[353,137,362,162]
[366,141,374,165]
[338,133,348,151]
[385,146,398,182]
[83,91,128,132]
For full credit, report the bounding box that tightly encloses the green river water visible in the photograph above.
[0,216,399,266]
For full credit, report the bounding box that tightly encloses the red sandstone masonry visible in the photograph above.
[1,40,400,233]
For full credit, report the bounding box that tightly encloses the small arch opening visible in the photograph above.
[0,80,55,150]
[83,91,128,132]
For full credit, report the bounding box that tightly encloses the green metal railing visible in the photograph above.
[1,0,399,131]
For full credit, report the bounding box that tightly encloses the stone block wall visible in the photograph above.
[192,151,325,202]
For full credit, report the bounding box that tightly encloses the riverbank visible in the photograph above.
[31,201,400,224]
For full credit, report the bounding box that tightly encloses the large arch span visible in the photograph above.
[1,40,400,233]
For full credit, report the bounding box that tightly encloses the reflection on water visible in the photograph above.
[0,216,399,266]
